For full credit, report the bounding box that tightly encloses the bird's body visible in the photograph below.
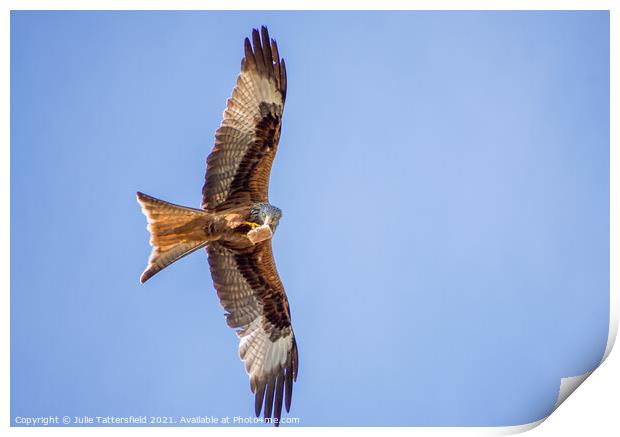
[137,194,283,281]
[136,26,297,426]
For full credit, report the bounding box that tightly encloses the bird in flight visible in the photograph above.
[136,26,298,426]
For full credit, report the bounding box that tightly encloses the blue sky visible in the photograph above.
[11,11,609,426]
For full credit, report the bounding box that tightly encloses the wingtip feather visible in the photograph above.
[255,382,266,417]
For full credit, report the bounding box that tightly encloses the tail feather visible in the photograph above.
[137,192,212,283]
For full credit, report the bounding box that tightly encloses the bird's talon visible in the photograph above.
[243,221,260,230]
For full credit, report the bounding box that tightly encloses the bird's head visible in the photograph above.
[250,203,282,233]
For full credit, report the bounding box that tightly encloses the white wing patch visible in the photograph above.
[239,316,293,391]
[240,69,282,106]
[224,69,281,128]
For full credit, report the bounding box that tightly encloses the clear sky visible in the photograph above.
[11,11,609,426]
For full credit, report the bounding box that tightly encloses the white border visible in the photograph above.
[2,1,617,435]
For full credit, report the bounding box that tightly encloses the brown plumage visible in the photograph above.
[137,26,297,426]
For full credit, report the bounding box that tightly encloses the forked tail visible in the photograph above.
[136,192,212,283]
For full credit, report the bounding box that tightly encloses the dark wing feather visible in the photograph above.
[202,26,287,211]
[207,240,298,425]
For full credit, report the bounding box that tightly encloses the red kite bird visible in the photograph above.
[137,26,298,426]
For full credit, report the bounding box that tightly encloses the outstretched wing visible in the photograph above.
[207,240,298,425]
[202,26,287,211]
